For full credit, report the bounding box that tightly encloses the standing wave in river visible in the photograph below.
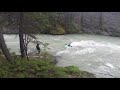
[56,40,120,78]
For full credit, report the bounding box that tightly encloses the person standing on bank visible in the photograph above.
[36,43,41,55]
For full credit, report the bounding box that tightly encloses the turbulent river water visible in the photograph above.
[4,34,120,78]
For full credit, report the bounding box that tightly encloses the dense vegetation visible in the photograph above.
[3,12,120,37]
[0,50,95,78]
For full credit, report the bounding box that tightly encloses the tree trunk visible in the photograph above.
[0,29,14,62]
[18,12,26,58]
[19,32,26,58]
[24,34,29,60]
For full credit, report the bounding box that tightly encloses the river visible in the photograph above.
[4,34,120,78]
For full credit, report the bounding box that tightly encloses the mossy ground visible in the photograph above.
[0,51,95,78]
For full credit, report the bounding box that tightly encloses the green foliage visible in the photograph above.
[0,56,95,78]
[57,27,65,34]
[2,12,80,34]
[32,12,51,33]
[39,51,55,64]
[65,66,94,78]
[64,66,80,74]
[31,12,78,34]
[0,59,66,78]
[60,66,95,78]
[0,49,2,55]
[0,48,95,78]
[11,51,17,57]
[51,25,65,35]
[65,23,79,34]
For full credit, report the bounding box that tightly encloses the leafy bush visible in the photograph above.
[50,25,65,35]
[0,59,66,78]
[0,49,95,78]
[56,26,65,35]
[0,49,2,55]
[0,58,95,78]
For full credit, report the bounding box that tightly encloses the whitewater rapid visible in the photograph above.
[56,40,120,78]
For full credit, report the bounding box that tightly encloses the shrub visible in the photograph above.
[50,25,65,35]
[57,27,65,35]
[0,50,95,78]
[0,58,95,78]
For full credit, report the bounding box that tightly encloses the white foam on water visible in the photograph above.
[88,63,91,66]
[56,47,96,56]
[6,42,19,45]
[105,63,115,69]
[56,50,69,56]
[54,38,60,40]
[98,66,108,71]
[74,47,96,55]
[4,35,17,39]
[70,40,120,52]
[70,40,98,47]
[56,40,120,57]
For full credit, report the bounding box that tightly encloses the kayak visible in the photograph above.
[64,44,72,48]
[65,45,68,48]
